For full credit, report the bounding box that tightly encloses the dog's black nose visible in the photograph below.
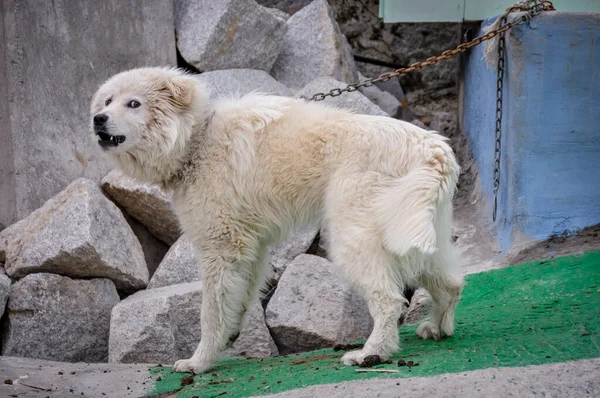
[94,114,108,126]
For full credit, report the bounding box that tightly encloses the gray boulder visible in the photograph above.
[147,235,203,289]
[175,0,287,72]
[297,77,388,116]
[2,273,119,362]
[271,0,358,91]
[266,254,372,353]
[269,227,318,281]
[225,303,279,358]
[198,69,293,100]
[3,178,148,292]
[109,282,203,364]
[101,169,180,245]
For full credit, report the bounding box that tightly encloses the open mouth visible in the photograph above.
[96,131,126,148]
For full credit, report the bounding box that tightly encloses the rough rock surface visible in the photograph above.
[101,169,180,245]
[297,77,388,116]
[3,178,148,292]
[147,235,203,289]
[2,273,119,362]
[429,111,459,139]
[271,0,358,91]
[358,73,401,117]
[109,282,204,364]
[266,254,372,353]
[269,227,319,281]
[197,69,293,100]
[0,270,10,317]
[175,0,287,72]
[225,303,279,358]
[0,0,176,228]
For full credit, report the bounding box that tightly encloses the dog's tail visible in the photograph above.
[375,141,459,256]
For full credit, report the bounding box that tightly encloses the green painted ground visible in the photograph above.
[148,251,600,398]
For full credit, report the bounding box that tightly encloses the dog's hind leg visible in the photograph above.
[416,271,463,340]
[330,231,408,366]
[416,199,464,340]
[173,253,257,374]
[326,173,408,366]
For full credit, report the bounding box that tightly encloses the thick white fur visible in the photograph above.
[90,67,464,373]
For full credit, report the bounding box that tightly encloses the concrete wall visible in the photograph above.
[463,12,600,251]
[0,0,176,229]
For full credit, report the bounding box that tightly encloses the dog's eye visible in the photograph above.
[105,98,112,106]
[128,100,141,109]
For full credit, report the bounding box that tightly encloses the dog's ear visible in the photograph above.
[160,75,194,108]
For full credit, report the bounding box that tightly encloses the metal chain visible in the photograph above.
[493,15,507,222]
[305,0,555,102]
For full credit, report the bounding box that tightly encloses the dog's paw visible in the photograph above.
[416,321,441,341]
[173,357,212,374]
[340,350,390,367]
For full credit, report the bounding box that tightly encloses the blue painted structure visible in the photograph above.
[463,12,600,251]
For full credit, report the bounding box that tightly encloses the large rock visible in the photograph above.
[271,0,358,91]
[0,0,176,229]
[3,178,148,292]
[109,282,203,364]
[102,170,180,245]
[197,69,293,100]
[225,303,279,358]
[147,235,203,289]
[269,227,318,281]
[175,0,287,72]
[297,77,388,116]
[266,254,372,353]
[2,273,119,362]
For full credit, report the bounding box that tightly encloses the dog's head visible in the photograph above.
[90,67,211,183]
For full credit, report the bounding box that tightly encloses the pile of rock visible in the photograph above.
[0,0,435,366]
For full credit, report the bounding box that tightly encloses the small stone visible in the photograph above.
[271,0,358,91]
[397,359,406,366]
[359,355,381,367]
[175,0,287,72]
[181,375,194,386]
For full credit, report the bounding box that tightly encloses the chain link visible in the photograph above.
[493,15,507,222]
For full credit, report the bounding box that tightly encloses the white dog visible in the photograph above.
[90,67,463,373]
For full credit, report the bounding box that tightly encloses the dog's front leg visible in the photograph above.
[173,255,249,374]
